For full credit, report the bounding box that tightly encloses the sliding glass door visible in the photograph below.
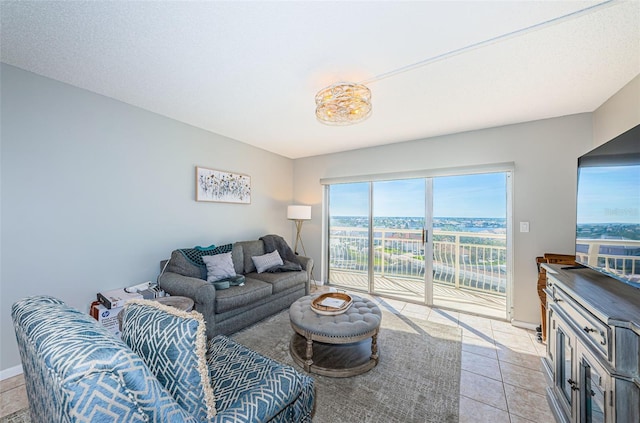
[327,171,509,319]
[328,179,428,302]
[431,173,508,319]
[371,179,427,301]
[328,183,370,292]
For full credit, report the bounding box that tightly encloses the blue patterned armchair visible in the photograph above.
[11,296,314,422]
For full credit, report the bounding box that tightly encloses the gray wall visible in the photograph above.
[593,74,640,148]
[0,64,294,372]
[292,115,594,325]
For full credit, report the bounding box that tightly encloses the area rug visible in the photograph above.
[2,308,462,423]
[0,409,29,423]
[232,308,462,422]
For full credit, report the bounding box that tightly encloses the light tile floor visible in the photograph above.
[370,294,555,423]
[0,294,555,422]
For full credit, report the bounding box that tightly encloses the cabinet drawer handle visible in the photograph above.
[582,327,607,345]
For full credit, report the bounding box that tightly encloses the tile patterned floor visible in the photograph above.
[0,293,555,422]
[371,295,555,423]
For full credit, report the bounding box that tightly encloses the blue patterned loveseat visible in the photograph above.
[11,296,314,422]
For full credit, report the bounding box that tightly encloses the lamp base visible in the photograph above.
[293,220,305,255]
[292,219,316,288]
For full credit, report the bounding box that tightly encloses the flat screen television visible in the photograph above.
[575,124,640,288]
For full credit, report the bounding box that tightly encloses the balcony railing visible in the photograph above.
[329,227,507,296]
[576,238,640,282]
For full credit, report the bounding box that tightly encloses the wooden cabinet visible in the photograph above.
[541,264,640,423]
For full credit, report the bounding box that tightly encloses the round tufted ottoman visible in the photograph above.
[289,294,381,377]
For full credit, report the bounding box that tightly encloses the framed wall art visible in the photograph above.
[196,166,251,204]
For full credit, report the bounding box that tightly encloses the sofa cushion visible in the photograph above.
[166,249,205,280]
[231,243,244,274]
[249,270,308,294]
[121,300,217,420]
[215,278,272,314]
[235,240,265,274]
[203,252,236,282]
[251,250,283,273]
[207,335,312,421]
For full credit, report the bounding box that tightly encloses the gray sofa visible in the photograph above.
[159,238,313,339]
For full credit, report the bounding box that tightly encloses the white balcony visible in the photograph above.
[329,227,508,319]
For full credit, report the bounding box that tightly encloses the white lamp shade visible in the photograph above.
[287,205,311,220]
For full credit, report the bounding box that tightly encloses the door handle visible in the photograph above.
[568,379,579,391]
[421,229,427,244]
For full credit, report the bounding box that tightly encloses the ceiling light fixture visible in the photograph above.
[315,82,372,126]
[314,0,613,127]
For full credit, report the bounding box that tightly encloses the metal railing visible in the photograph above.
[329,227,507,295]
[576,238,640,281]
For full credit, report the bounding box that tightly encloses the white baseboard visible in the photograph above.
[0,364,23,381]
[511,320,538,331]
[312,279,324,286]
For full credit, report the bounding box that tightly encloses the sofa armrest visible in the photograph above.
[212,367,310,423]
[158,272,217,338]
[296,255,311,271]
[296,256,314,295]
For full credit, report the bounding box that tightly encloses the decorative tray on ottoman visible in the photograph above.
[311,292,353,315]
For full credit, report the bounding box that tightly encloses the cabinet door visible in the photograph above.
[556,320,578,420]
[578,344,612,423]
[547,307,556,365]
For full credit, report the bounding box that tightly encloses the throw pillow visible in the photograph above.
[121,300,216,420]
[251,250,284,273]
[203,252,236,282]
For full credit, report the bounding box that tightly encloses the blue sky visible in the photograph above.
[329,173,507,218]
[577,165,640,224]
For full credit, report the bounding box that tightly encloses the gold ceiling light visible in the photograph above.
[315,82,372,126]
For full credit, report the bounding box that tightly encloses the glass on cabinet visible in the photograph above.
[579,343,610,423]
[557,326,575,406]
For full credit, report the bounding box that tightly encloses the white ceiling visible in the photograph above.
[2,1,639,159]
